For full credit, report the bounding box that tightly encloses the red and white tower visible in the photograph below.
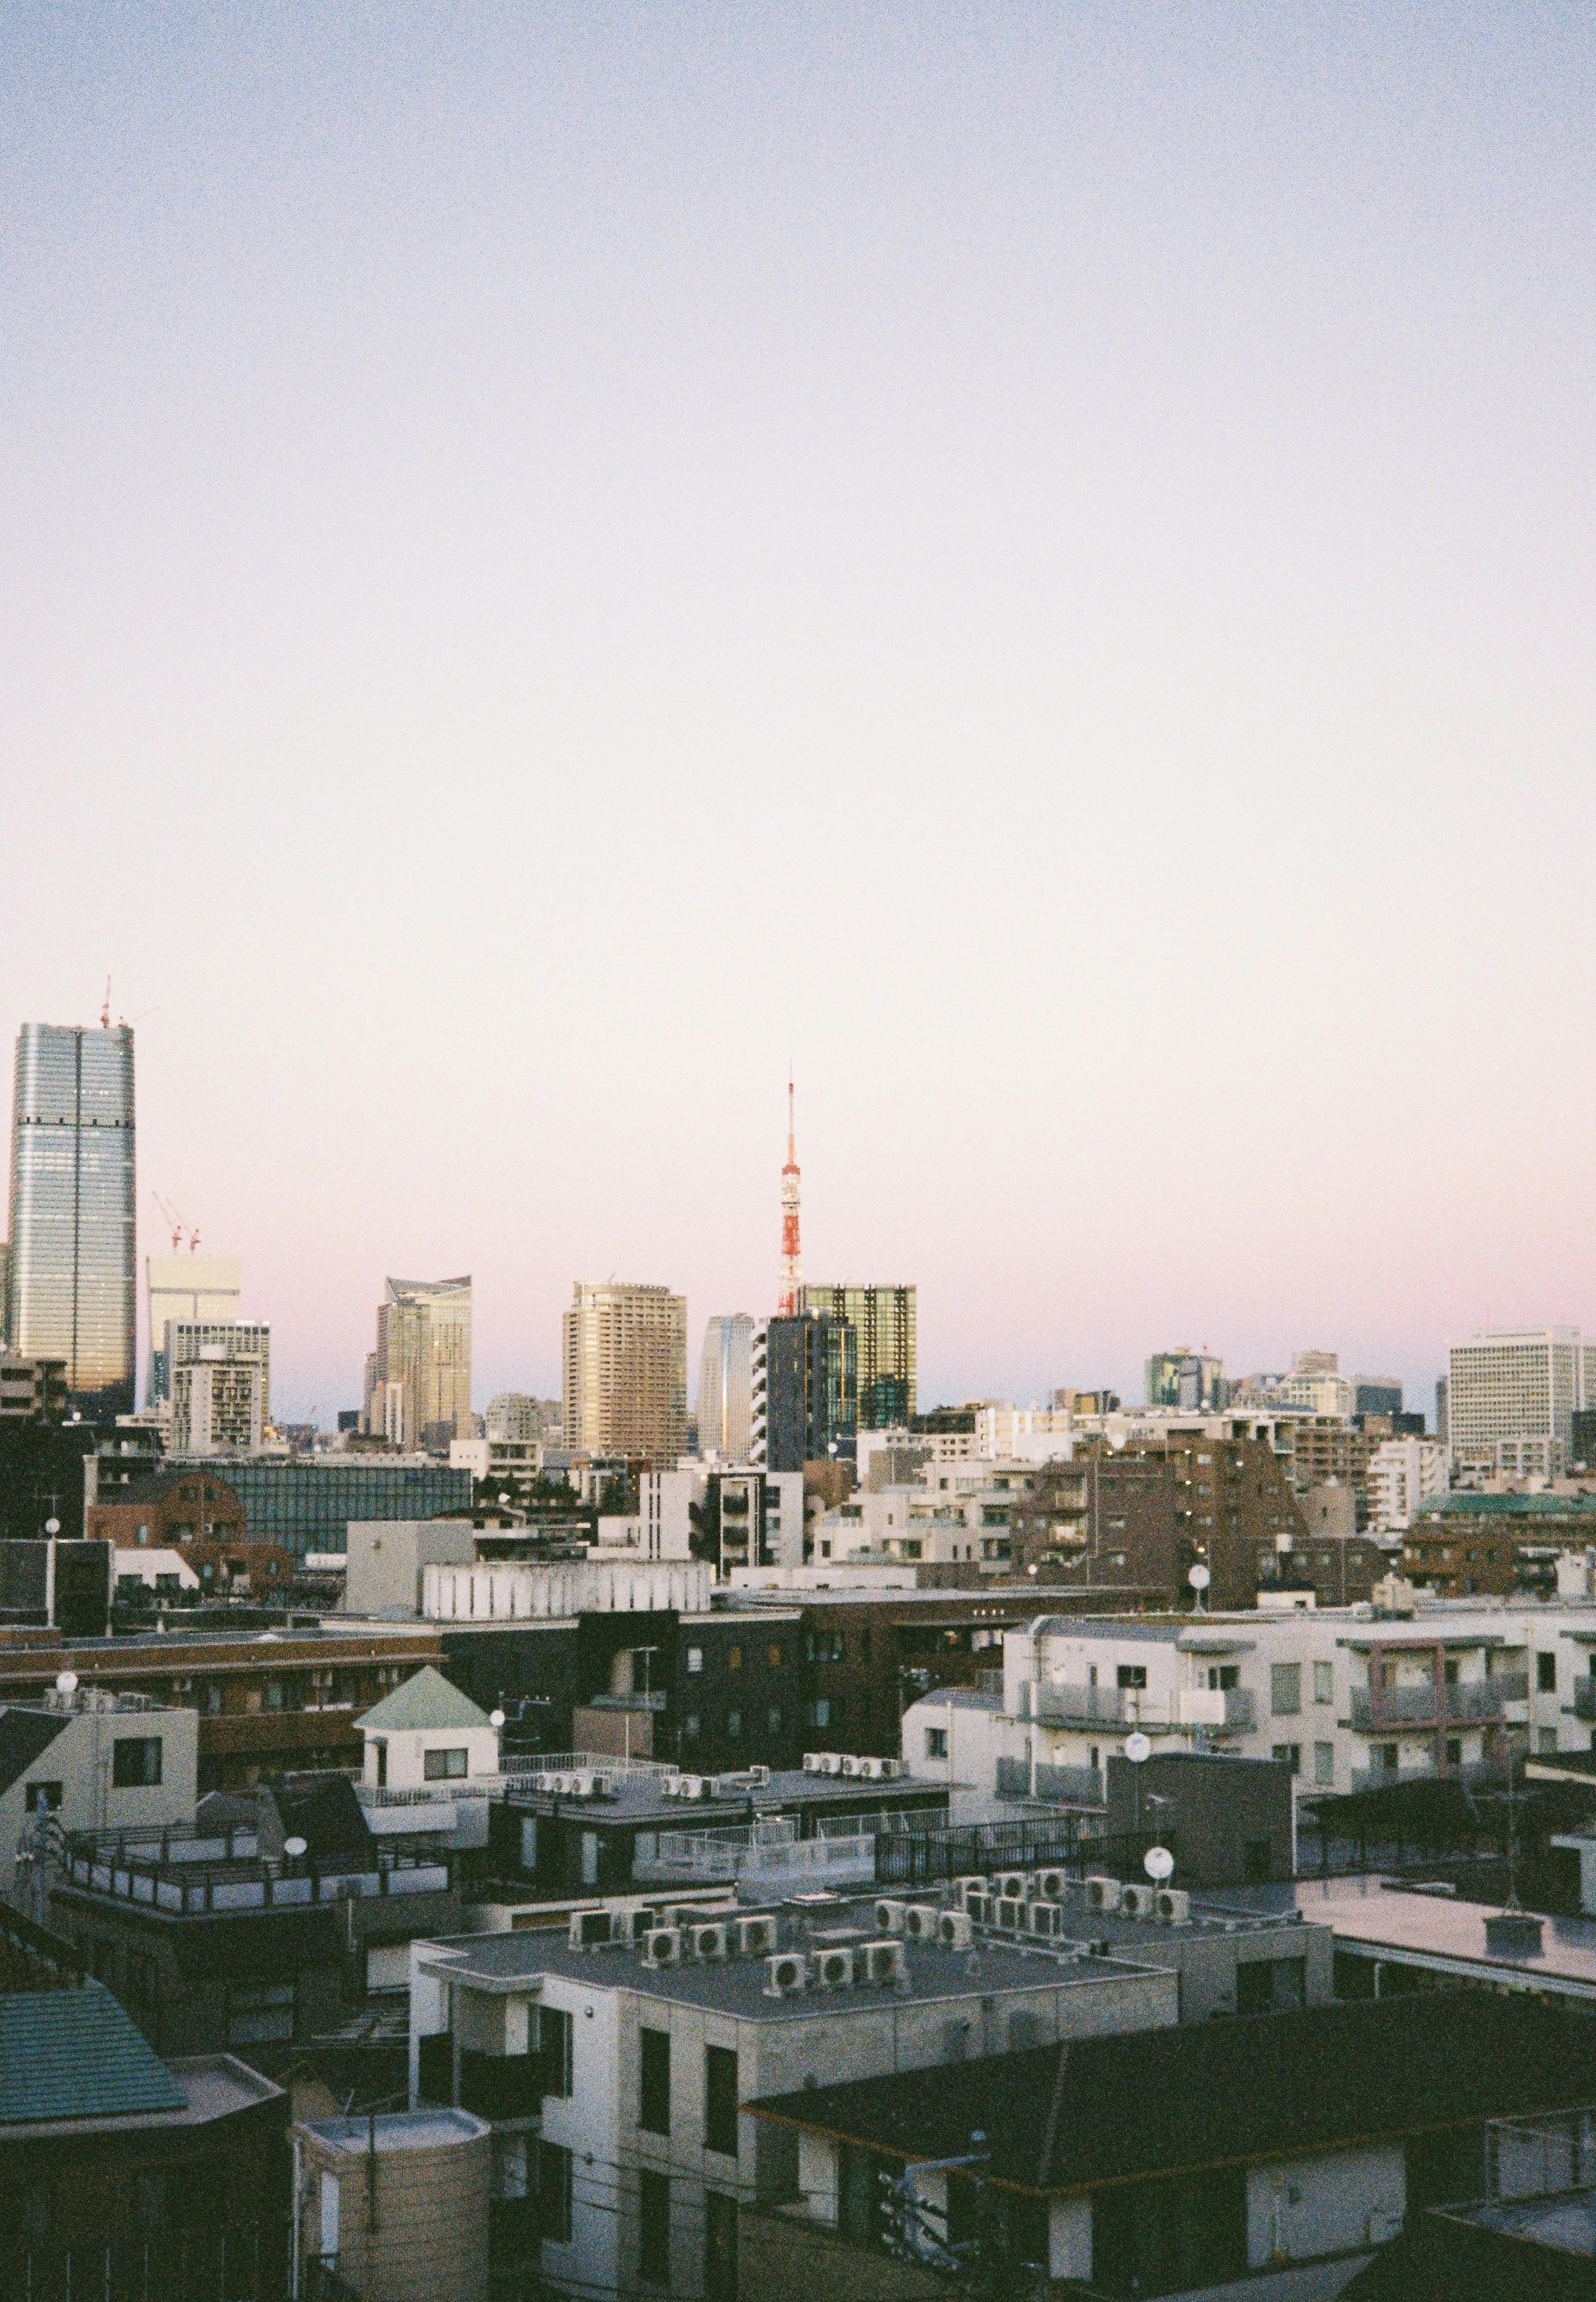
[777,1076,802,1315]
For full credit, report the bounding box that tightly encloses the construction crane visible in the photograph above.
[151,1191,201,1254]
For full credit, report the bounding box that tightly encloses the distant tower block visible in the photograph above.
[777,1078,802,1316]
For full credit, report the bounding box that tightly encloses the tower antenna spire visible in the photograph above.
[777,1074,801,1315]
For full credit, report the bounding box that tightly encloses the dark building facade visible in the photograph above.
[761,1313,857,1473]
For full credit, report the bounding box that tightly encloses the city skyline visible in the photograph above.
[6,10,1594,1424]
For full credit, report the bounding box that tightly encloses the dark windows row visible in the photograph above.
[637,2031,738,2156]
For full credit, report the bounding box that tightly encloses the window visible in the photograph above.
[1207,1665,1239,1691]
[424,1747,469,1781]
[809,1698,830,1730]
[767,1643,783,1668]
[1271,1744,1301,1774]
[25,1781,62,1813]
[1270,1664,1302,1717]
[727,1646,742,1670]
[228,1981,293,2044]
[766,1705,782,1735]
[726,1710,741,1740]
[704,2045,739,2156]
[112,1737,162,1788]
[520,1818,538,1871]
[1313,1660,1334,1705]
[640,2027,670,2134]
[687,1647,704,1673]
[925,1727,948,1760]
[640,2168,670,2285]
[1314,1742,1335,1786]
[684,1714,700,1739]
[1446,1737,1463,1766]
[1539,1652,1559,1693]
[1538,1726,1560,1754]
[537,2142,573,2245]
[704,2191,738,2302]
[1116,1665,1148,1690]
[539,2005,574,2099]
[581,1831,598,1887]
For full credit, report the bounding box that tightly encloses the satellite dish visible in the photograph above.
[283,1836,308,1858]
[490,1709,506,1729]
[1125,1732,1153,1764]
[1187,1564,1211,1590]
[55,1670,79,1694]
[44,1518,60,1536]
[1144,1846,1175,1883]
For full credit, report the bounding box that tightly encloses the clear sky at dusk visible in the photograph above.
[4,5,1594,1422]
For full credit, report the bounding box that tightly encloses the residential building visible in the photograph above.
[1366,1436,1449,1531]
[751,1313,856,1472]
[0,1962,288,2302]
[971,1404,1074,1461]
[563,1282,688,1463]
[1279,1350,1356,1419]
[145,1254,242,1404]
[293,2107,491,2302]
[1281,1415,1377,1498]
[170,1354,265,1455]
[409,1887,1177,2302]
[0,1352,66,1420]
[1289,1875,1596,2010]
[0,1690,197,1911]
[900,1599,1586,1804]
[369,1275,474,1450]
[1403,1488,1596,1597]
[1447,1327,1590,1477]
[485,1392,561,1444]
[637,1466,803,1575]
[800,1284,916,1429]
[746,1995,1596,2302]
[167,1318,270,1421]
[1144,1351,1224,1411]
[696,1314,756,1461]
[7,1022,136,1417]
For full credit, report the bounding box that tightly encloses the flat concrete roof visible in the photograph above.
[1290,1877,1596,1995]
[303,2107,489,2151]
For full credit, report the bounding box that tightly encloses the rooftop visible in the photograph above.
[356,1663,490,1733]
[751,1994,1596,2192]
[303,2107,489,2153]
[0,1983,187,2125]
[505,1765,948,1830]
[1288,1877,1596,1996]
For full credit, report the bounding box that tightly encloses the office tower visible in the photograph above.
[7,1022,136,1417]
[800,1284,916,1429]
[563,1282,687,1462]
[171,1355,264,1454]
[167,1321,270,1425]
[696,1315,755,1460]
[145,1254,241,1403]
[1145,1350,1225,1412]
[1446,1327,1586,1476]
[1354,1375,1404,1422]
[752,1312,857,1472]
[369,1276,473,1451]
[1279,1353,1355,1419]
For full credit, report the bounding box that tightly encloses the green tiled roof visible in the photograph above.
[356,1664,490,1733]
[0,1985,187,2126]
[1414,1492,1596,1519]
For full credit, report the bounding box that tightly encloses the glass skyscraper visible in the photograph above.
[7,1023,136,1416]
[800,1283,916,1429]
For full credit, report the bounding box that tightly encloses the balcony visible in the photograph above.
[62,1827,452,1914]
[1014,1680,1254,1733]
[1349,1677,1524,1732]
[1347,1760,1509,1797]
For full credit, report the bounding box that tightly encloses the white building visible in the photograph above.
[1447,1327,1596,1478]
[1365,1436,1449,1532]
[973,1404,1074,1462]
[638,1467,802,1573]
[170,1353,264,1454]
[2,1690,197,1919]
[144,1253,241,1404]
[901,1597,1596,1801]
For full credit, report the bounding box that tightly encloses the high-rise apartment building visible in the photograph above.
[1365,1436,1448,1532]
[562,1282,687,1463]
[484,1393,560,1445]
[367,1276,473,1451]
[145,1255,241,1403]
[1145,1350,1225,1411]
[695,1314,755,1461]
[170,1355,264,1455]
[751,1312,857,1472]
[800,1283,915,1428]
[167,1322,270,1425]
[1446,1328,1589,1476]
[7,1023,136,1417]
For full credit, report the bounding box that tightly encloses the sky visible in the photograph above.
[4,4,1595,1424]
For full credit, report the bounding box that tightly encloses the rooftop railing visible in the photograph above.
[61,1828,451,1913]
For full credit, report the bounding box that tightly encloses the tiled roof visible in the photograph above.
[0,1985,187,2126]
[356,1664,489,1732]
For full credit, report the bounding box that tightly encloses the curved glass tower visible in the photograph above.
[7,1023,136,1417]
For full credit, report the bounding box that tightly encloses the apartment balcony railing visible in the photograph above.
[995,1756,1105,1806]
[1346,1760,1509,1797]
[1349,1676,1524,1731]
[62,1834,451,1914]
[1015,1682,1255,1733]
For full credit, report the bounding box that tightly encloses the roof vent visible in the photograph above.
[1484,1910,1544,1958]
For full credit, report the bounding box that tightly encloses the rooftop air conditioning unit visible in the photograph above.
[816,1754,843,1776]
[764,1951,810,1998]
[678,1775,707,1799]
[569,1909,613,1949]
[690,1922,730,1963]
[1085,1876,1123,1913]
[995,1872,1029,1900]
[748,1765,771,1786]
[801,1753,824,1773]
[667,1905,716,1932]
[995,1896,1026,1931]
[643,1928,682,1968]
[736,1913,778,1958]
[1028,1901,1064,1939]
[612,1907,658,1944]
[554,1772,577,1795]
[590,1773,616,1799]
[964,1891,993,1925]
[814,1947,856,1989]
[840,1755,865,1777]
[534,1772,558,1793]
[855,1756,887,1779]
[902,1905,941,1942]
[862,1939,906,1986]
[953,1875,989,1910]
[1034,1869,1068,1902]
[878,1758,905,1780]
[938,1910,973,1951]
[1156,1889,1191,1927]
[569,1771,595,1797]
[1119,1884,1158,1919]
[874,1900,908,1935]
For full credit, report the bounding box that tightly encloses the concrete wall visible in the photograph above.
[343,1521,477,1619]
[1,1704,197,1911]
[296,2114,492,2302]
[1246,2144,1406,2267]
[739,2204,946,2302]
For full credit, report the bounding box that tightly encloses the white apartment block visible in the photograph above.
[170,1354,264,1454]
[1446,1327,1596,1478]
[903,1599,1596,1801]
[409,1898,1177,2302]
[638,1468,803,1572]
[1365,1437,1449,1532]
